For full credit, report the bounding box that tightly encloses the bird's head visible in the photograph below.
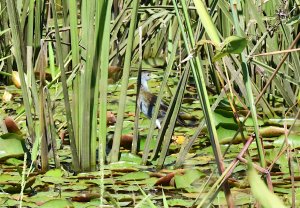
[141,71,151,90]
[141,71,151,81]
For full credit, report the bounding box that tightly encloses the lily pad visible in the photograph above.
[40,199,74,208]
[274,134,300,148]
[120,152,142,164]
[216,125,245,144]
[174,169,205,189]
[118,171,150,181]
[213,110,236,127]
[167,198,193,207]
[0,133,26,160]
[44,168,64,177]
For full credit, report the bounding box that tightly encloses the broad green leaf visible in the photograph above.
[167,198,193,207]
[218,36,248,54]
[274,134,300,148]
[118,171,150,181]
[174,169,204,188]
[213,36,247,61]
[40,199,74,208]
[0,133,25,160]
[44,169,64,177]
[213,110,236,126]
[216,126,245,144]
[0,174,21,183]
[242,117,264,127]
[139,136,157,151]
[5,158,24,166]
[41,176,65,184]
[120,152,142,164]
[108,161,140,169]
[60,184,88,191]
[212,190,254,206]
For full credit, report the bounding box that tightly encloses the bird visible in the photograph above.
[138,72,197,129]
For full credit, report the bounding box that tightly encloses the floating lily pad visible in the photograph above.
[167,198,193,207]
[39,199,74,208]
[216,125,245,144]
[174,169,205,189]
[0,174,35,193]
[213,110,236,127]
[41,176,66,184]
[118,171,150,181]
[44,168,64,177]
[5,158,24,166]
[120,152,142,164]
[108,161,140,170]
[274,134,300,148]
[0,133,26,160]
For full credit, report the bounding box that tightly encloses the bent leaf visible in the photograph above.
[213,36,247,61]
[248,162,286,208]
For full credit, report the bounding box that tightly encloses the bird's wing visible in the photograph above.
[159,100,169,112]
[139,88,198,126]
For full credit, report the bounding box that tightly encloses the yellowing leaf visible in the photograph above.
[2,90,12,102]
[12,71,21,89]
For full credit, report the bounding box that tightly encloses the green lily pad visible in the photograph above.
[41,176,66,184]
[5,158,24,166]
[118,171,150,181]
[108,161,140,170]
[242,116,264,127]
[62,184,88,191]
[120,152,142,164]
[274,134,300,148]
[216,125,245,144]
[0,133,26,160]
[174,169,204,189]
[44,168,64,177]
[167,198,193,207]
[1,199,19,207]
[212,190,254,206]
[28,191,63,203]
[0,174,35,193]
[213,110,236,127]
[139,136,157,151]
[40,199,74,208]
[0,174,21,183]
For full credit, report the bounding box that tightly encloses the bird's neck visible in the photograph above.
[141,78,149,91]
